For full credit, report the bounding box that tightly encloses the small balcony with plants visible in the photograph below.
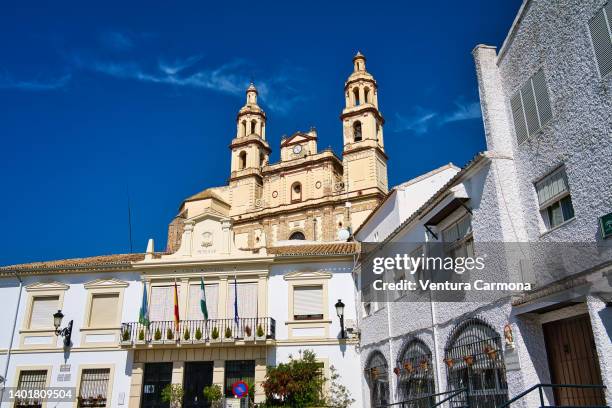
[119,317,276,347]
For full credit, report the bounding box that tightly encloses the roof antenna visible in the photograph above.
[126,185,133,254]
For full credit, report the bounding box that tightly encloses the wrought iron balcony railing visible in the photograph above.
[120,317,276,346]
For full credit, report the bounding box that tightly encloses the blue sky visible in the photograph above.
[0,1,521,265]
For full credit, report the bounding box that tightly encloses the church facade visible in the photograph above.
[0,53,388,408]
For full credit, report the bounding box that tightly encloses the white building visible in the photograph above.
[355,0,612,407]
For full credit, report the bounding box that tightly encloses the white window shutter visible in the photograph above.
[150,286,180,321]
[29,296,59,329]
[187,284,218,320]
[511,91,528,145]
[293,286,323,317]
[226,283,258,319]
[589,5,612,78]
[89,293,119,327]
[536,168,569,206]
[532,70,552,126]
[520,80,539,136]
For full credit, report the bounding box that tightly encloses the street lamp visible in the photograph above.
[53,310,73,348]
[335,299,345,339]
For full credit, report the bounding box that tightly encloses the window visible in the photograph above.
[187,283,218,320]
[291,182,302,202]
[293,286,323,320]
[15,370,47,408]
[77,368,111,407]
[226,282,258,319]
[510,69,552,144]
[353,87,360,106]
[442,214,474,259]
[588,2,612,78]
[224,360,255,397]
[397,340,435,404]
[365,352,389,407]
[445,319,508,407]
[241,120,247,137]
[250,119,257,135]
[239,151,247,170]
[88,293,119,327]
[353,121,363,142]
[535,167,575,229]
[364,87,371,104]
[149,286,181,321]
[29,296,59,329]
[289,231,305,240]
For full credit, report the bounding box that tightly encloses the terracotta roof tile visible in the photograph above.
[0,253,148,275]
[268,242,358,257]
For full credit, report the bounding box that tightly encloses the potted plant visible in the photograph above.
[194,327,203,342]
[403,362,413,373]
[183,328,191,342]
[121,328,131,344]
[137,328,146,344]
[444,357,454,368]
[484,344,498,360]
[161,384,184,408]
[166,328,174,341]
[393,367,400,376]
[463,355,475,367]
[210,326,220,343]
[419,359,429,371]
[222,326,233,342]
[244,325,254,341]
[255,324,266,340]
[153,328,163,343]
[203,384,223,408]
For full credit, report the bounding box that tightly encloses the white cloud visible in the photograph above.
[0,73,71,91]
[99,31,134,51]
[394,99,481,135]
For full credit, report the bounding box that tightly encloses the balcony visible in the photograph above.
[120,317,276,347]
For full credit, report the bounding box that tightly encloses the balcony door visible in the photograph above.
[183,362,214,408]
[141,362,172,408]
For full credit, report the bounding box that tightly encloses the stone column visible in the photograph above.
[218,276,228,319]
[212,360,225,389]
[127,363,144,408]
[257,274,268,317]
[254,358,267,403]
[171,361,184,385]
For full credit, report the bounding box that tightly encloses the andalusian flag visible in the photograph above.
[200,277,209,320]
[173,279,180,331]
[138,281,149,327]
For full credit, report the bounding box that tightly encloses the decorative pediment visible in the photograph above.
[84,278,129,289]
[26,281,69,292]
[283,270,333,281]
[281,132,317,147]
[189,209,229,223]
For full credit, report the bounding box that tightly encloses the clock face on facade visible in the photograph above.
[292,144,302,154]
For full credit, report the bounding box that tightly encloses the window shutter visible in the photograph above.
[29,296,59,329]
[187,284,218,320]
[520,80,539,136]
[511,91,528,145]
[589,4,612,78]
[536,168,569,206]
[89,293,119,327]
[227,283,258,319]
[293,286,323,317]
[150,286,180,321]
[532,70,552,126]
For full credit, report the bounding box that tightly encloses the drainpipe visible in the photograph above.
[1,271,23,402]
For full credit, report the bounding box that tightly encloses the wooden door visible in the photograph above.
[543,314,605,406]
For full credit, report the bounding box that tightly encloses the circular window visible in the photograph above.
[272,191,278,198]
[315,181,322,189]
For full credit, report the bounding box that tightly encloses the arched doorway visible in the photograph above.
[289,231,305,240]
[444,318,508,407]
[397,339,435,406]
[365,351,389,407]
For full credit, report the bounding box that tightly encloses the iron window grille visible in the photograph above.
[77,368,110,407]
[396,339,435,407]
[15,370,47,408]
[365,352,390,408]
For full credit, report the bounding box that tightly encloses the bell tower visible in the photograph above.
[341,52,388,195]
[229,83,271,215]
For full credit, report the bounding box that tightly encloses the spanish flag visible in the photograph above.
[173,279,180,332]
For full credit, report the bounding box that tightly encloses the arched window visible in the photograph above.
[376,123,382,145]
[239,151,247,170]
[365,351,389,407]
[289,231,305,240]
[364,87,371,104]
[397,339,435,405]
[241,121,247,137]
[251,119,257,135]
[353,121,363,142]
[444,318,508,407]
[353,87,360,106]
[260,153,266,167]
[291,182,302,202]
